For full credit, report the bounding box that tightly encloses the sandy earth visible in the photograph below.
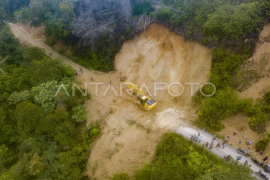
[85,24,212,179]
[10,22,213,179]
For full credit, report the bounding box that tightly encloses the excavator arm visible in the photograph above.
[126,80,145,96]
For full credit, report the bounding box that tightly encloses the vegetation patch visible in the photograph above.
[0,25,100,180]
[113,133,255,180]
[255,132,270,151]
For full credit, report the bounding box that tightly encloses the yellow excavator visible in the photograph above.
[126,80,157,110]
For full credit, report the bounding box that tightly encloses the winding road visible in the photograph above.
[9,23,267,180]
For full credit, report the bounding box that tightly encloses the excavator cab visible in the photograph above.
[136,95,156,110]
[145,98,156,110]
[137,95,147,106]
[126,80,157,110]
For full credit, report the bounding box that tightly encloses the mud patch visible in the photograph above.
[154,108,187,130]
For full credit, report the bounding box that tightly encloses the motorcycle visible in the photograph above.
[265,165,270,172]
[251,158,270,173]
[252,157,262,166]
[237,148,249,157]
[257,170,269,180]
[223,155,232,161]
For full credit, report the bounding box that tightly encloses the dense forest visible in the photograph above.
[1,0,269,71]
[0,24,100,179]
[1,0,270,179]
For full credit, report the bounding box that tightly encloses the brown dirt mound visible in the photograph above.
[115,23,212,107]
[85,23,212,179]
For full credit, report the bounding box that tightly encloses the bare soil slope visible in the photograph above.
[10,22,212,179]
[85,23,212,179]
[238,24,270,100]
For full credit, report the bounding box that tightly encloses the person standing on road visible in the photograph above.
[203,127,206,133]
[244,160,250,167]
[202,144,205,148]
[190,135,193,141]
[215,143,221,148]
[222,143,226,149]
[80,67,83,73]
[206,142,209,148]
[193,134,196,141]
[213,135,216,140]
[260,150,263,155]
[195,136,199,142]
[198,132,200,136]
[233,130,238,135]
[263,156,268,162]
[209,143,214,149]
[198,137,202,143]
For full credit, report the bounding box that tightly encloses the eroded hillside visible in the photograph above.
[84,23,212,179]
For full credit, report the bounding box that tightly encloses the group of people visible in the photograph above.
[189,127,270,176]
[190,129,229,150]
[191,128,257,152]
[190,128,268,159]
[190,133,202,143]
[75,67,83,76]
[202,135,228,149]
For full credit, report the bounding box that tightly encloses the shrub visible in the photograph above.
[156,7,172,22]
[24,47,47,62]
[0,28,25,65]
[198,88,238,130]
[8,90,32,105]
[131,0,154,16]
[248,110,268,133]
[193,84,216,104]
[255,133,270,151]
[237,98,252,113]
[210,48,249,89]
[247,92,270,133]
[111,173,129,180]
[72,105,87,122]
[30,58,74,86]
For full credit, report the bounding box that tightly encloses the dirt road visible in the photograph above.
[9,22,266,179]
[9,23,86,72]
